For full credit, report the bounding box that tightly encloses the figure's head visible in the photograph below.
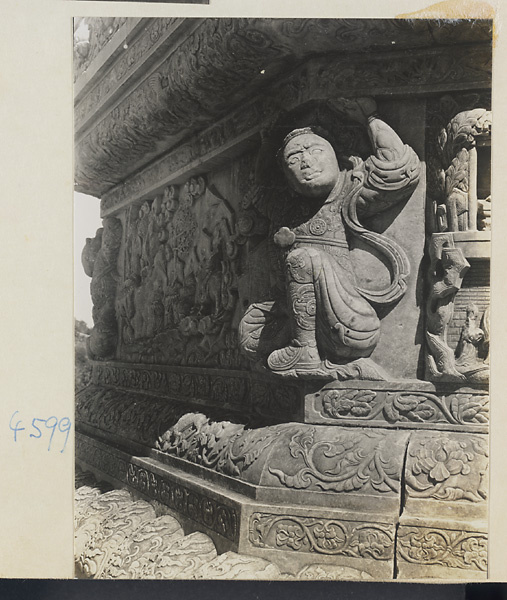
[279,127,340,198]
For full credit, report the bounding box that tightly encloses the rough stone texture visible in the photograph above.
[191,551,281,579]
[75,18,491,580]
[75,469,375,580]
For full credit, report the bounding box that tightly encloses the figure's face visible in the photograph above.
[281,133,340,198]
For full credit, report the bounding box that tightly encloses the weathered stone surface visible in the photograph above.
[396,524,487,580]
[401,430,489,545]
[307,381,488,432]
[248,512,394,561]
[77,374,488,441]
[74,489,133,530]
[294,563,373,580]
[102,516,185,579]
[239,100,420,381]
[425,233,489,384]
[75,449,399,579]
[75,499,156,578]
[75,19,491,197]
[75,18,491,580]
[191,551,281,579]
[396,430,488,579]
[405,431,488,506]
[156,416,410,499]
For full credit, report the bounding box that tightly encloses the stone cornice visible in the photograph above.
[99,42,492,214]
[74,18,492,199]
[75,18,201,135]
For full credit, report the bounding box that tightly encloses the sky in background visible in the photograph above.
[74,192,101,327]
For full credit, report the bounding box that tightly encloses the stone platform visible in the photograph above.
[75,467,375,580]
[87,361,489,433]
[76,367,488,580]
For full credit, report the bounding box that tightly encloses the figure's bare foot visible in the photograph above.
[267,342,321,372]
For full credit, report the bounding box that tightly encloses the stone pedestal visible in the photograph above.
[74,18,492,580]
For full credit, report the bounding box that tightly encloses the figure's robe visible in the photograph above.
[240,145,420,364]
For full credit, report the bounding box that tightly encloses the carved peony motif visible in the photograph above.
[406,433,488,502]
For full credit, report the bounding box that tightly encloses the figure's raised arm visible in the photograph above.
[333,97,421,217]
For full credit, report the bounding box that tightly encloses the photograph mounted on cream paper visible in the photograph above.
[74,17,491,580]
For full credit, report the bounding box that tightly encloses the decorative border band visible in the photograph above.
[76,434,240,542]
[397,525,487,572]
[249,512,394,560]
[309,387,488,432]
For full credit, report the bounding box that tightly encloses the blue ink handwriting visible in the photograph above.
[9,411,71,453]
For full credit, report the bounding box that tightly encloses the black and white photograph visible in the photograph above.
[72,16,494,580]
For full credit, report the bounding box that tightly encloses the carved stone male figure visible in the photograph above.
[240,98,421,378]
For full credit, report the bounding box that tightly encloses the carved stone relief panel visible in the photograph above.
[308,383,488,432]
[424,95,491,384]
[112,154,272,371]
[437,109,491,233]
[156,414,410,498]
[426,93,491,235]
[75,20,492,581]
[249,512,394,562]
[76,433,241,543]
[238,97,422,381]
[82,217,123,360]
[404,431,488,506]
[75,19,491,197]
[396,525,487,579]
[73,18,130,81]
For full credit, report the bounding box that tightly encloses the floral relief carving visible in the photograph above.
[449,394,489,424]
[268,428,405,494]
[405,433,488,502]
[322,390,377,418]
[113,175,249,371]
[397,527,487,572]
[315,387,489,430]
[249,513,393,560]
[82,366,302,432]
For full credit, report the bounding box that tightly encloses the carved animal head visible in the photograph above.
[81,228,103,277]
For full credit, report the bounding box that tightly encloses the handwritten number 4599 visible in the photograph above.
[9,411,71,453]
